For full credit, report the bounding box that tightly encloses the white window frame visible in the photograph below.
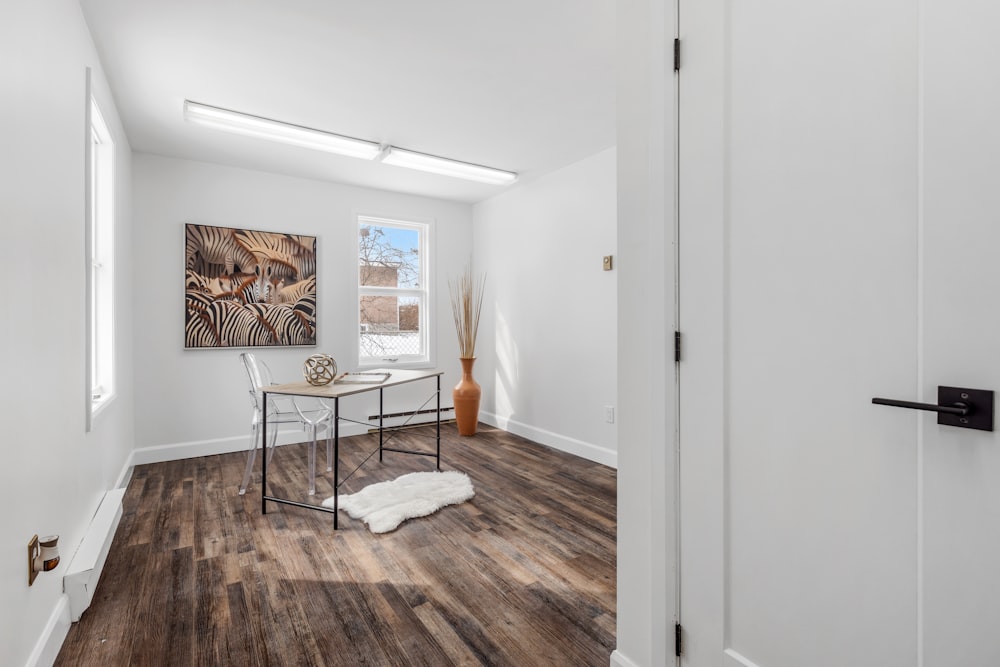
[356,215,432,368]
[87,96,115,425]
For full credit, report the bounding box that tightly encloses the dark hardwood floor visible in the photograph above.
[56,423,616,666]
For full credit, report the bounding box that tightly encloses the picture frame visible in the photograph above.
[184,222,318,349]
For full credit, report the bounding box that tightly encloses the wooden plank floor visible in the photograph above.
[56,423,616,666]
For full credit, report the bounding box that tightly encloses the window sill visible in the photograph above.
[90,392,117,421]
[358,359,434,371]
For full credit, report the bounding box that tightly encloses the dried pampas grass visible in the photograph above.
[449,266,486,359]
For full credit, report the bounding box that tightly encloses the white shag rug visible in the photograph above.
[322,470,475,534]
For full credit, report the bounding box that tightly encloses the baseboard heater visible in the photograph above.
[365,407,455,433]
[367,406,454,421]
[64,487,126,621]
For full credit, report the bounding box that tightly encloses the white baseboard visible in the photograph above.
[113,452,134,490]
[132,432,278,466]
[130,417,448,466]
[130,425,364,466]
[26,595,71,667]
[130,415,615,473]
[480,412,618,469]
[610,649,642,667]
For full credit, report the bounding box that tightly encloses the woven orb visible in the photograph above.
[303,354,337,386]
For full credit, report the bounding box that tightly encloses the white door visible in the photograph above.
[678,1,1000,666]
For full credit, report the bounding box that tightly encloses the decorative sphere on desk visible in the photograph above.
[303,354,337,386]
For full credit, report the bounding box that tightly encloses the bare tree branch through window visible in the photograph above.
[358,219,427,362]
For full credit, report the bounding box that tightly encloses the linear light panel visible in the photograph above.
[381,147,518,185]
[183,100,382,160]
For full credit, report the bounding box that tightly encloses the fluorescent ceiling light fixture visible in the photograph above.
[381,147,518,185]
[183,100,382,160]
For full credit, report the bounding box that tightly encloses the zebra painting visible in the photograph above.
[184,223,318,348]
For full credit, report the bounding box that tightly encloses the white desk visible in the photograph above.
[261,368,444,528]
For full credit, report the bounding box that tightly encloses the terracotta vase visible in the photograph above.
[453,357,482,436]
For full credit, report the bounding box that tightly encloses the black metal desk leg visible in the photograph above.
[261,391,268,515]
[379,387,384,462]
[436,375,441,470]
[334,397,339,530]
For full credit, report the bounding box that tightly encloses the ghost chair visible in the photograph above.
[238,352,333,496]
[292,394,336,496]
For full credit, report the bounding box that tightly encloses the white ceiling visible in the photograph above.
[79,0,616,204]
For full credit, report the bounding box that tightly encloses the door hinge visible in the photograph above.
[674,331,681,363]
[673,38,680,71]
[675,622,683,656]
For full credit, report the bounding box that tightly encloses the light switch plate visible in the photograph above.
[603,255,613,271]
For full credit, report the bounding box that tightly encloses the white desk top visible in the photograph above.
[263,368,443,399]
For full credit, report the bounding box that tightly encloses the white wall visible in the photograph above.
[612,1,676,666]
[0,1,135,664]
[472,148,618,467]
[131,154,473,463]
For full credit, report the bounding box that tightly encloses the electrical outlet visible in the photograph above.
[604,406,615,423]
[28,535,38,586]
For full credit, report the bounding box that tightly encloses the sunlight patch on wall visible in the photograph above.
[494,305,519,418]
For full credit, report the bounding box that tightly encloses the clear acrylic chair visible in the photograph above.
[238,352,334,496]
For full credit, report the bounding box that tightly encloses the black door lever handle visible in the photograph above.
[871,386,994,431]
[871,397,969,416]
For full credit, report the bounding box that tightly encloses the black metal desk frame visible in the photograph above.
[260,369,443,529]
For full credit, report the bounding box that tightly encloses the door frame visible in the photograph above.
[613,0,680,666]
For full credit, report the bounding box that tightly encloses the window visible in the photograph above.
[358,216,430,366]
[88,98,115,421]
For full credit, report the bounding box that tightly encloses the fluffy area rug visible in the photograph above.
[322,470,475,534]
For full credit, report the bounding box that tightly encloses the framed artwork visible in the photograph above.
[184,223,317,349]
